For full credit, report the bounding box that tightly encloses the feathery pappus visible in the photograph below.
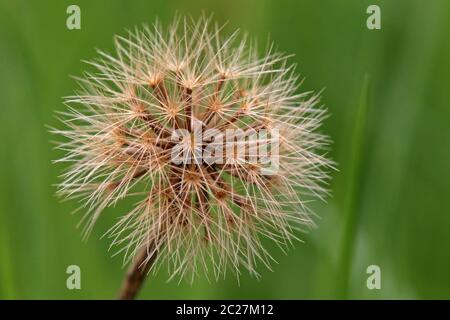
[53,16,332,282]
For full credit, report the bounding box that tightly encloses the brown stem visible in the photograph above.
[117,243,158,300]
[184,88,193,130]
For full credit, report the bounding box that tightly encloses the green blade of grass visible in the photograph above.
[0,186,16,299]
[336,74,370,299]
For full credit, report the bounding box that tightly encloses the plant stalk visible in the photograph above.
[117,244,157,300]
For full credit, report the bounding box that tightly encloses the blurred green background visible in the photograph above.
[0,0,449,299]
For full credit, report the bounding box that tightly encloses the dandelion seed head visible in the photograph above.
[53,16,332,282]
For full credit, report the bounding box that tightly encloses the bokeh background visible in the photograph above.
[0,0,449,299]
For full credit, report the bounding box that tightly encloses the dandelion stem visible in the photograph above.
[117,243,157,300]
